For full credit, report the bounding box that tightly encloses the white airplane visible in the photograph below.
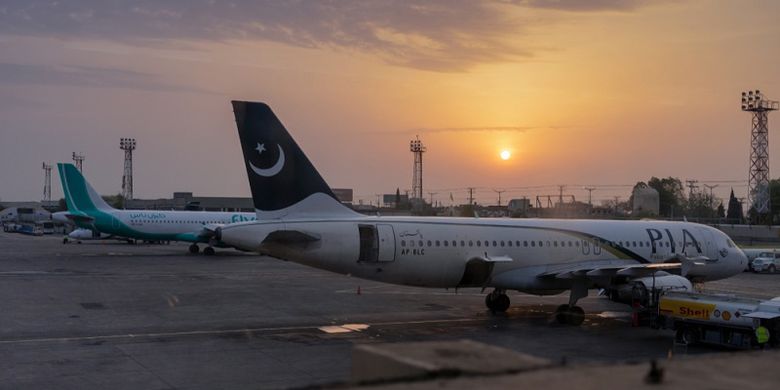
[217,101,747,325]
[57,163,257,254]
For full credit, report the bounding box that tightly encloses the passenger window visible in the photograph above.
[477,241,481,247]
[419,240,424,247]
[639,242,643,247]
[492,241,497,247]
[553,241,558,247]
[427,240,432,247]
[454,240,458,247]
[401,240,406,247]
[633,241,637,247]
[506,241,511,247]
[435,240,440,247]
[461,240,465,247]
[469,241,473,247]
[538,241,543,247]
[444,241,448,247]
[575,241,580,247]
[524,241,528,247]
[531,241,536,247]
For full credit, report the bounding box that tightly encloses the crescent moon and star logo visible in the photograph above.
[249,142,285,177]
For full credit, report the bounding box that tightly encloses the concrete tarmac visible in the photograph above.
[1,232,778,389]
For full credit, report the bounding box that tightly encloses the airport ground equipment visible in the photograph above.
[751,252,780,273]
[655,291,780,348]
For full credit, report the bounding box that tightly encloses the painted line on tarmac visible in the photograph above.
[0,318,480,345]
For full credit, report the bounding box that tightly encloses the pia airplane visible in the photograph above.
[217,101,747,324]
[56,163,256,255]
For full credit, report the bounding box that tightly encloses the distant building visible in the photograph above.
[507,198,531,215]
[0,207,51,223]
[632,186,660,216]
[124,188,355,211]
[383,193,409,208]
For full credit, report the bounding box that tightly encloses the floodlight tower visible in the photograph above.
[410,136,426,200]
[741,90,779,220]
[42,162,52,202]
[120,138,136,201]
[72,152,85,173]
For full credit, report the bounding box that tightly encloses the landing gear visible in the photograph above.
[203,247,216,256]
[188,244,200,254]
[554,279,587,325]
[554,304,585,325]
[485,289,510,313]
[63,237,69,244]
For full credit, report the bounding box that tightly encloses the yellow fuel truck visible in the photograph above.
[656,292,780,348]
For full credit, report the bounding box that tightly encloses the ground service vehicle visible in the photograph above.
[751,252,780,273]
[656,292,780,348]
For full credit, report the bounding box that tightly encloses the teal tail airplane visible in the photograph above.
[57,163,256,255]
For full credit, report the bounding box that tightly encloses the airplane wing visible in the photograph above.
[539,255,706,279]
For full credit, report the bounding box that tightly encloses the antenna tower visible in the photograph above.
[410,136,426,200]
[120,138,136,201]
[72,152,85,173]
[42,162,52,202]
[742,89,778,220]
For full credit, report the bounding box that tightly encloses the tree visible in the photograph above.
[102,193,125,209]
[647,177,685,218]
[726,188,744,222]
[395,188,401,209]
[717,202,725,219]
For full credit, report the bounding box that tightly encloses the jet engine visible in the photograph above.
[607,274,692,305]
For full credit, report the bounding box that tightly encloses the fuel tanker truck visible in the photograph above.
[656,292,780,348]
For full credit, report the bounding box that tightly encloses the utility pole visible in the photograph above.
[467,187,475,205]
[72,152,85,173]
[409,137,426,201]
[685,180,699,197]
[558,185,566,206]
[42,162,52,202]
[493,189,506,206]
[428,192,437,206]
[703,184,719,211]
[120,138,136,201]
[584,187,596,207]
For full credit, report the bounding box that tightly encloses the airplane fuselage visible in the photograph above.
[74,209,257,242]
[220,217,746,290]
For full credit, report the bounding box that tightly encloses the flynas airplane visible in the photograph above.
[56,163,256,255]
[216,101,747,325]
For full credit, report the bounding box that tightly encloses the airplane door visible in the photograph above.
[377,224,396,262]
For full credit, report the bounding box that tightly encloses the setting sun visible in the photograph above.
[500,150,511,160]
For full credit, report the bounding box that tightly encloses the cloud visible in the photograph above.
[0,1,657,72]
[0,62,213,93]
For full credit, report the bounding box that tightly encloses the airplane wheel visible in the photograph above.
[63,238,68,244]
[188,244,200,254]
[203,247,216,256]
[492,294,510,312]
[485,294,495,310]
[555,304,571,324]
[568,306,585,326]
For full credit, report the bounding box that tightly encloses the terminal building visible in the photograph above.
[124,189,354,211]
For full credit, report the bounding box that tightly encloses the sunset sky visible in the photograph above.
[1,1,779,206]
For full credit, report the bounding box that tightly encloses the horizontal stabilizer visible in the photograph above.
[65,213,95,223]
[262,230,321,244]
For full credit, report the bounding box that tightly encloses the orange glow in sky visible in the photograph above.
[1,1,779,206]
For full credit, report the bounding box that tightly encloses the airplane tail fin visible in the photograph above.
[231,101,359,219]
[57,163,115,212]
